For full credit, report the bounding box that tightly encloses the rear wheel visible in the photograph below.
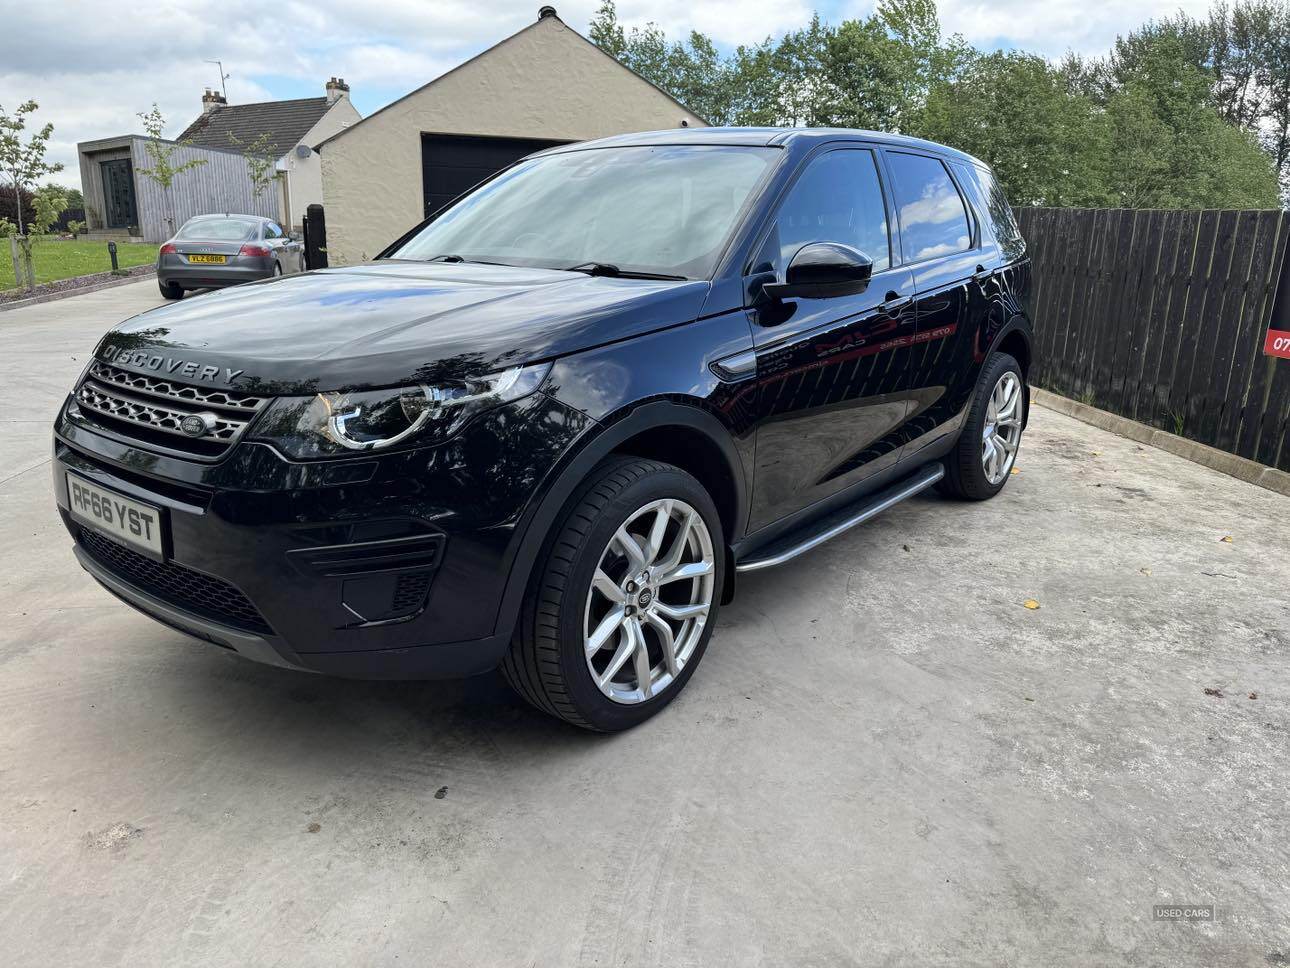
[159,280,183,300]
[502,457,724,731]
[273,262,283,277]
[939,352,1025,500]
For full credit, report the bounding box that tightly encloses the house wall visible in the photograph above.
[278,98,361,231]
[127,139,280,241]
[319,16,705,265]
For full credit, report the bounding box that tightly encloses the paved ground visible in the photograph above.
[2,280,1288,967]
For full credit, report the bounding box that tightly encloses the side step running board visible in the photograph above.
[735,463,944,573]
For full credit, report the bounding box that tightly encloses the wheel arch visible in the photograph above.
[492,400,749,643]
[987,316,1034,427]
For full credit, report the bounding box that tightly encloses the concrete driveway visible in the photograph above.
[2,280,1288,967]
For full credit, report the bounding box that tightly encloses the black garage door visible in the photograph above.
[421,133,570,217]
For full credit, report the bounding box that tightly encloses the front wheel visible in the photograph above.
[502,457,724,731]
[939,352,1025,500]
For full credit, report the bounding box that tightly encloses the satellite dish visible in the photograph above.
[295,144,311,159]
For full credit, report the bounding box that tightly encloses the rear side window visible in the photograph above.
[972,165,1026,262]
[756,149,891,275]
[886,152,971,263]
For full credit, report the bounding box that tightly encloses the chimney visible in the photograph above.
[325,77,350,104]
[201,88,227,114]
[538,6,558,19]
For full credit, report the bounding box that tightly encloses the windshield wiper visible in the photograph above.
[423,254,520,269]
[564,262,687,281]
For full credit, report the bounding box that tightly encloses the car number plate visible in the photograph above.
[187,254,226,264]
[66,473,165,559]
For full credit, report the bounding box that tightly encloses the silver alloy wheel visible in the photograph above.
[583,498,715,704]
[982,371,1023,485]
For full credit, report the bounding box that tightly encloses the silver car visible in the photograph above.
[157,214,305,300]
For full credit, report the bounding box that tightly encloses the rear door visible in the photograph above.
[743,147,917,533]
[882,150,993,453]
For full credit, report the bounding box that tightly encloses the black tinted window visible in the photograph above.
[973,165,1025,262]
[758,149,891,276]
[887,153,971,263]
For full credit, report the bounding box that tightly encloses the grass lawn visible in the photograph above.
[3,239,156,290]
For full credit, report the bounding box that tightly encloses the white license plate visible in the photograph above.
[66,473,165,560]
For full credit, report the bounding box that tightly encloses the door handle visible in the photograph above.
[881,291,912,314]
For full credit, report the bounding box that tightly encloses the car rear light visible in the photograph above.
[239,244,271,258]
[159,243,176,255]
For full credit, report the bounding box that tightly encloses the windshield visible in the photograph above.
[388,145,779,279]
[176,218,259,241]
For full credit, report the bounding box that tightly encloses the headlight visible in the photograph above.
[251,363,551,459]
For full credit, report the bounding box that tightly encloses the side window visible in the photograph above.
[973,166,1026,262]
[886,152,972,263]
[264,222,283,239]
[754,149,891,277]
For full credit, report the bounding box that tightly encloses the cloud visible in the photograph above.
[935,0,1215,57]
[607,0,817,47]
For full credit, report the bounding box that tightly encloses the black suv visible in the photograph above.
[54,128,1032,730]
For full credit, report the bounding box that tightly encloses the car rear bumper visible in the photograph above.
[159,263,272,289]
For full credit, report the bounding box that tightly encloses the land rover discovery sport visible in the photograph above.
[54,128,1033,730]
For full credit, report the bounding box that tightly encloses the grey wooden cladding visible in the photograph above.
[1016,207,1290,472]
[128,139,278,242]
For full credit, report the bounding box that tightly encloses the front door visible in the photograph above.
[101,159,137,229]
[744,147,918,533]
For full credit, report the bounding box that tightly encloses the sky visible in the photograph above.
[4,0,1217,192]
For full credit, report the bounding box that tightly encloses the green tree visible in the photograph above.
[586,0,1286,211]
[1106,1,1290,201]
[135,104,207,233]
[919,52,1107,206]
[1101,43,1279,207]
[228,131,282,201]
[0,100,64,233]
[30,184,68,235]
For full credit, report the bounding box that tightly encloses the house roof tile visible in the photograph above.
[177,97,333,155]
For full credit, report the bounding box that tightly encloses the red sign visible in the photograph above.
[1266,328,1290,360]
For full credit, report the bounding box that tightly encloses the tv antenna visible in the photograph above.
[204,60,229,99]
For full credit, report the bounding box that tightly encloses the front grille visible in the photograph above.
[79,527,273,635]
[73,361,268,460]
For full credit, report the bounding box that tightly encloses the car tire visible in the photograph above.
[273,262,283,277]
[938,352,1026,501]
[159,281,183,300]
[501,457,724,731]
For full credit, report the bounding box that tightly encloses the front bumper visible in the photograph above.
[54,391,592,679]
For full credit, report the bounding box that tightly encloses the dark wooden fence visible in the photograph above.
[1016,207,1290,472]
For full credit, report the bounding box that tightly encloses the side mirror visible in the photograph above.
[763,242,874,300]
